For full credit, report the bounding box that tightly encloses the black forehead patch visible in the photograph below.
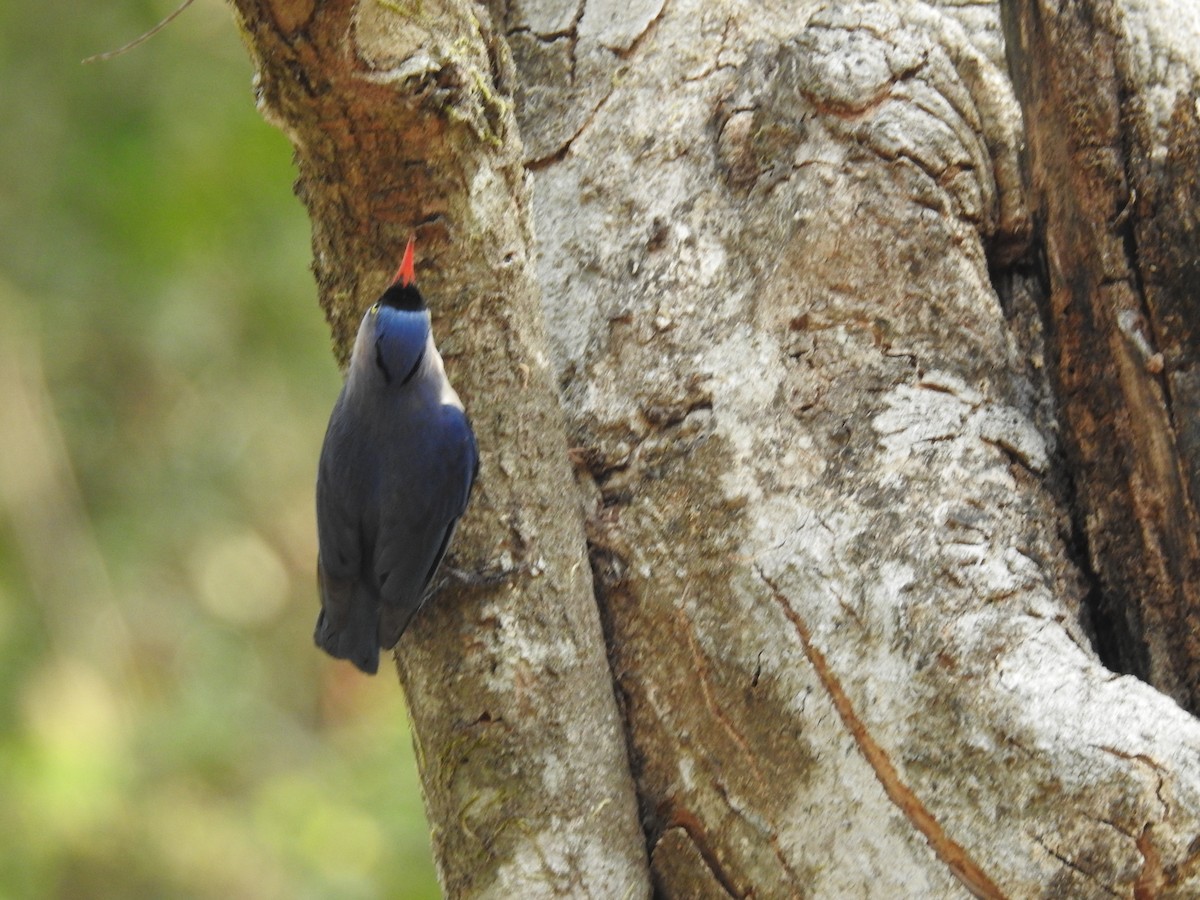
[379,283,425,311]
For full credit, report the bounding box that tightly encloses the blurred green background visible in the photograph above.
[0,1,440,896]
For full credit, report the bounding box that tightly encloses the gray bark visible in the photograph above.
[234,0,1200,895]
[229,0,649,896]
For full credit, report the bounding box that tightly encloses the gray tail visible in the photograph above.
[379,599,423,651]
[314,587,380,675]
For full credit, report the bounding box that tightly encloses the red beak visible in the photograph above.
[392,236,416,288]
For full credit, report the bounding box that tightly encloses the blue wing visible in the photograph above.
[376,403,478,647]
[314,390,381,674]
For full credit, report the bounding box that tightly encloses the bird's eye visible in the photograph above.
[369,304,379,316]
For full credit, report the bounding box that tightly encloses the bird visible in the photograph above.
[314,237,478,674]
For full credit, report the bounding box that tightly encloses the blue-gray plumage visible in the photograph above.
[314,239,477,674]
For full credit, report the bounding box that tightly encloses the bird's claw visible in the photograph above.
[442,560,528,589]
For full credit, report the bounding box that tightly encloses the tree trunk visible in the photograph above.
[228,1,649,896]
[232,0,1200,896]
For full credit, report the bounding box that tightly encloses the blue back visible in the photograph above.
[316,289,476,673]
[371,305,430,387]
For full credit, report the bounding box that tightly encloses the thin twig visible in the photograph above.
[81,0,199,65]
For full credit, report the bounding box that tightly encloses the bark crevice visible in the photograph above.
[1000,0,1200,712]
[757,568,1006,900]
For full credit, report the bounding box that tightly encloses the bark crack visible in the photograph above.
[506,0,586,75]
[683,14,736,83]
[1095,744,1172,824]
[525,87,614,170]
[664,808,745,898]
[1029,832,1123,899]
[678,604,758,763]
[611,0,668,60]
[1134,824,1165,900]
[675,603,807,889]
[756,567,1007,900]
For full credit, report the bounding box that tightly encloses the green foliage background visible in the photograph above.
[0,2,440,896]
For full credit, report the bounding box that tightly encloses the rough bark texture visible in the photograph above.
[233,0,1200,896]
[504,0,1200,894]
[1003,0,1200,714]
[228,1,649,896]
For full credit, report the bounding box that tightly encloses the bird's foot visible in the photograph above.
[442,558,529,589]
